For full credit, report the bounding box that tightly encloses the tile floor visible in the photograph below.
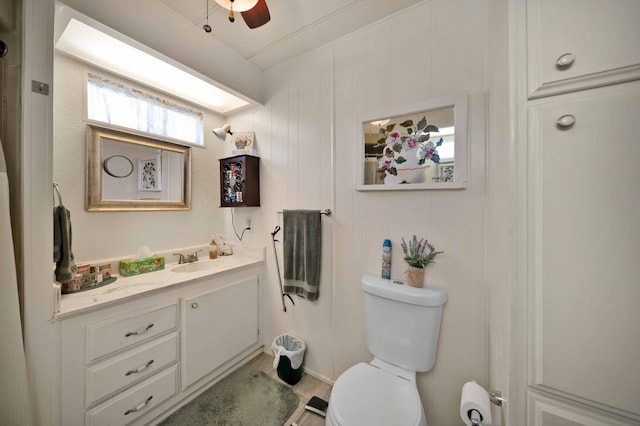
[248,352,332,426]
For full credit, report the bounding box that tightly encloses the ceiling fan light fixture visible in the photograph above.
[203,0,212,33]
[214,0,258,13]
[241,0,270,29]
[228,5,235,23]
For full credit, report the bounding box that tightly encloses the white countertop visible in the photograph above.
[56,244,265,319]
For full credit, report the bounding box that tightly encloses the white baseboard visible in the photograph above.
[302,366,335,386]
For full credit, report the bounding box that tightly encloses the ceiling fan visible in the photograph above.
[204,0,271,31]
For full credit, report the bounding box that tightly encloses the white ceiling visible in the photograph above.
[157,0,425,69]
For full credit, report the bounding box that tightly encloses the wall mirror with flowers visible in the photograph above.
[355,94,468,190]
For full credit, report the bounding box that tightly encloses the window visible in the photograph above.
[87,73,204,146]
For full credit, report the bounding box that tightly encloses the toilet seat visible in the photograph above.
[327,362,425,426]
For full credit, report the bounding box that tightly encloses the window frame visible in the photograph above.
[83,71,206,149]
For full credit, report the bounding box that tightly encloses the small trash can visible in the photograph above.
[272,333,306,385]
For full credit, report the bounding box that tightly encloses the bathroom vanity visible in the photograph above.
[55,247,265,426]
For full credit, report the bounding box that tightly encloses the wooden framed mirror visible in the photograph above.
[86,125,192,211]
[355,94,468,190]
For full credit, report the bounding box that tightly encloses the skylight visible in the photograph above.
[55,18,250,114]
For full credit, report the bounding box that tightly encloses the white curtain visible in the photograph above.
[87,73,204,146]
[0,140,33,424]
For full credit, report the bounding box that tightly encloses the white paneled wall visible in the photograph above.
[53,54,227,261]
[486,0,510,423]
[228,1,497,424]
[228,44,336,381]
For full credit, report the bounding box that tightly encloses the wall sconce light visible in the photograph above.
[212,124,233,141]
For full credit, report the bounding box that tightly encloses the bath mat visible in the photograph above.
[159,365,299,426]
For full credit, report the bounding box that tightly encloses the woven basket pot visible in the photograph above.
[405,266,425,288]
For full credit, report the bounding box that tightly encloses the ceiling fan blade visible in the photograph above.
[241,0,270,29]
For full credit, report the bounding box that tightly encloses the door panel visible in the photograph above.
[528,84,640,418]
[527,0,640,98]
[183,276,259,388]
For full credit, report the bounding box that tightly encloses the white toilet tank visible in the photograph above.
[362,275,447,372]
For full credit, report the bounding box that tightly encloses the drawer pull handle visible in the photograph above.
[556,114,576,129]
[125,323,154,337]
[124,395,153,415]
[555,53,575,69]
[191,302,199,309]
[125,359,155,376]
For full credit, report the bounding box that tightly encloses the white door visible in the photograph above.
[525,82,640,424]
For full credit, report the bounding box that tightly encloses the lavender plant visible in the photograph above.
[400,235,443,268]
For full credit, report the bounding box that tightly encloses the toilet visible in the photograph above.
[326,274,447,426]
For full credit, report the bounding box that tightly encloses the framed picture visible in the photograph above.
[437,163,454,182]
[138,155,162,191]
[228,131,255,156]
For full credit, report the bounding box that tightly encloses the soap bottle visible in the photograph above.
[209,237,218,259]
[382,239,392,279]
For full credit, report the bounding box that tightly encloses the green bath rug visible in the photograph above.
[159,365,299,426]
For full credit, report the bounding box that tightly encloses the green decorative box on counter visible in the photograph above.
[119,256,165,277]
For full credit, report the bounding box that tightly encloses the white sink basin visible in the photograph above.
[171,259,229,273]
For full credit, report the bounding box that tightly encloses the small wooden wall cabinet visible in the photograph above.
[219,155,260,207]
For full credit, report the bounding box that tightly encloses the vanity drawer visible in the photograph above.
[86,332,178,407]
[86,304,177,362]
[85,364,177,426]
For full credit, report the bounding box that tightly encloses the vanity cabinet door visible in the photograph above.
[527,0,640,99]
[182,274,259,388]
[528,83,640,420]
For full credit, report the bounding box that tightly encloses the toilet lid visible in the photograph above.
[330,363,423,426]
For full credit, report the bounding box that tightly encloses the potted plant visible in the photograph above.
[401,235,443,287]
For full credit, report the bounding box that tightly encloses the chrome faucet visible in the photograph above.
[173,250,201,264]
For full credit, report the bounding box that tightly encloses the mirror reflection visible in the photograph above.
[364,106,454,185]
[87,125,191,211]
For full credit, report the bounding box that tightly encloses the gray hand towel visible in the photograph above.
[283,210,321,301]
[53,205,77,283]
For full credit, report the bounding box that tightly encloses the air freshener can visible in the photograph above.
[382,239,392,279]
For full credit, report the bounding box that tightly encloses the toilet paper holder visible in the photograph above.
[489,390,505,407]
[468,409,484,426]
[466,390,505,426]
